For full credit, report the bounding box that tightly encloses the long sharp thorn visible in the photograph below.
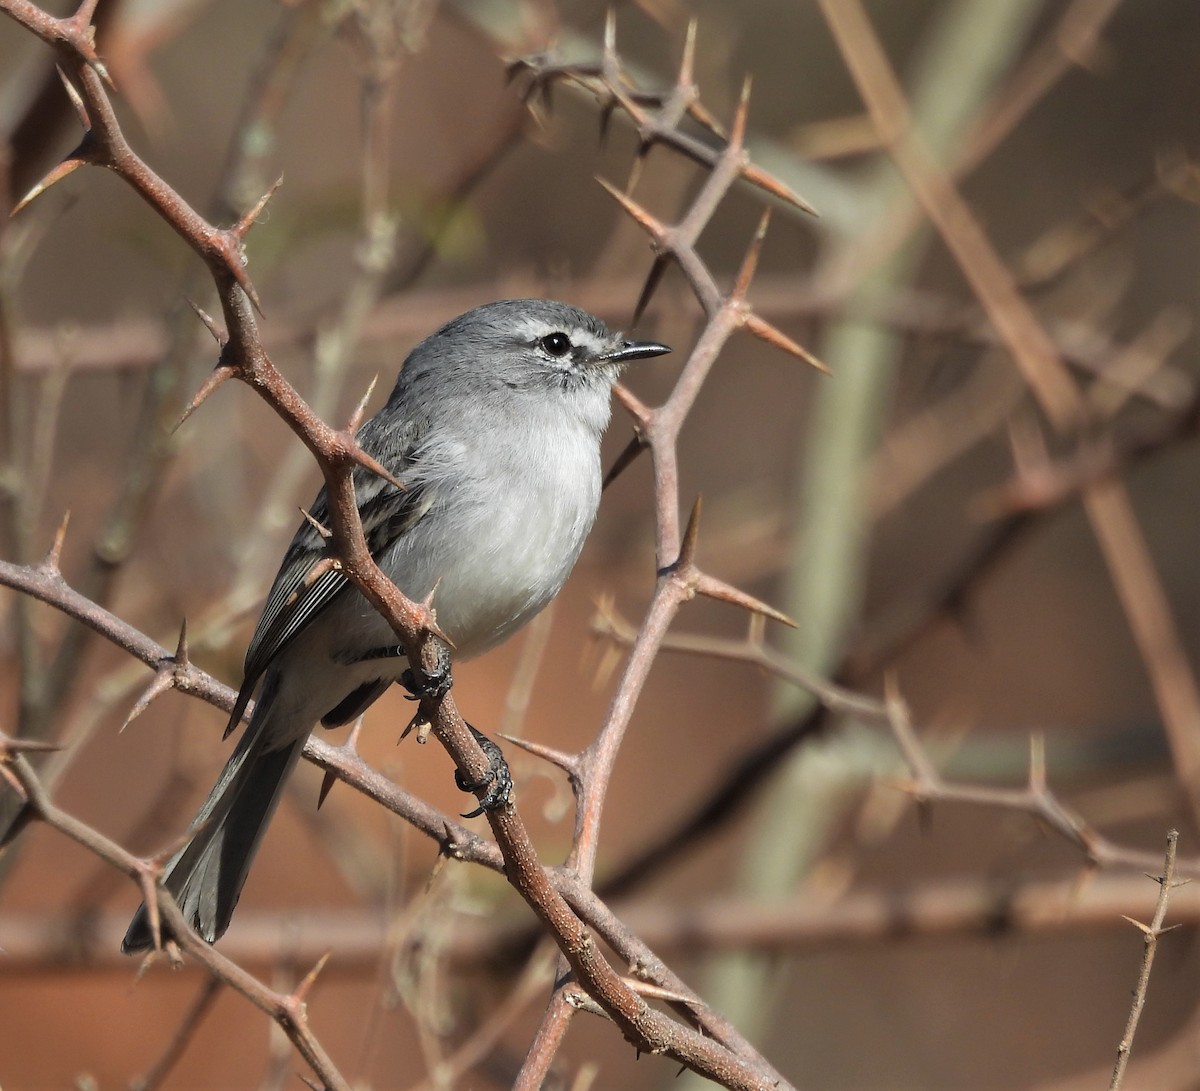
[417,587,455,650]
[72,0,107,73]
[602,434,646,491]
[744,314,830,373]
[596,177,664,240]
[625,151,646,195]
[2,736,62,754]
[228,256,264,316]
[678,19,698,88]
[0,766,27,805]
[352,447,406,492]
[696,572,798,628]
[236,175,284,238]
[498,732,578,775]
[742,163,819,216]
[174,619,189,669]
[56,65,89,127]
[678,496,702,568]
[43,511,71,571]
[633,255,668,325]
[1029,732,1046,793]
[174,365,235,432]
[732,209,771,301]
[186,299,226,346]
[12,155,87,216]
[120,670,173,733]
[729,76,752,151]
[348,375,378,432]
[294,951,332,1004]
[690,101,727,140]
[317,770,338,809]
[299,507,332,540]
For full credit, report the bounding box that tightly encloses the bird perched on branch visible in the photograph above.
[122,299,670,952]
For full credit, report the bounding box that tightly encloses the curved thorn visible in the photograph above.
[12,155,87,216]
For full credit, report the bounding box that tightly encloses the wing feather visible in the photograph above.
[224,411,431,736]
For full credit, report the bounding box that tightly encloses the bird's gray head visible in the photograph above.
[398,299,671,401]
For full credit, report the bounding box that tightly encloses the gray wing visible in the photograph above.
[224,412,432,737]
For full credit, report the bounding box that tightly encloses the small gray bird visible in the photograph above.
[122,299,669,951]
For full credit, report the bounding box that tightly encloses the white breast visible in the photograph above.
[370,398,605,659]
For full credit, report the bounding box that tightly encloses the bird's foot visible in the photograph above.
[401,641,453,701]
[455,724,513,817]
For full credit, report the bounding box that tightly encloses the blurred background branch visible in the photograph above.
[2,0,1200,1088]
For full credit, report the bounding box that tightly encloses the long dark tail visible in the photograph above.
[122,687,306,952]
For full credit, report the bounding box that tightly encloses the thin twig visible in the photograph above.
[1108,829,1183,1090]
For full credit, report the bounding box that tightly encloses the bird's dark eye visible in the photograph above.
[539,332,572,357]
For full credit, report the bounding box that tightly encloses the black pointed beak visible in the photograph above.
[599,338,672,364]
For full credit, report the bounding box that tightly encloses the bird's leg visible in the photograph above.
[400,638,453,701]
[455,723,513,816]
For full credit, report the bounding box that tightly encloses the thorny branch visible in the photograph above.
[0,553,781,1086]
[4,2,1197,1088]
[0,728,353,1091]
[591,606,1200,879]
[0,3,815,1087]
[1108,830,1184,1091]
[817,0,1200,833]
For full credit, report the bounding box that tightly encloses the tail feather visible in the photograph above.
[122,714,307,953]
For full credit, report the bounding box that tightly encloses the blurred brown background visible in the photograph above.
[2,0,1200,1088]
